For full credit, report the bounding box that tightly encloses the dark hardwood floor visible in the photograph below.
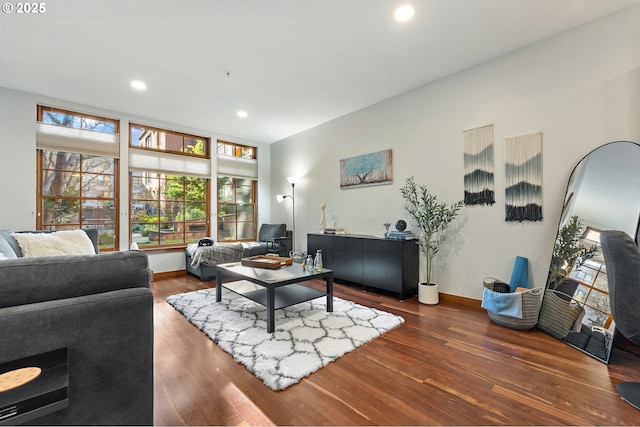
[152,273,640,425]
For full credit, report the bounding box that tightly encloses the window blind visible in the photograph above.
[216,155,258,179]
[129,147,211,178]
[36,122,120,158]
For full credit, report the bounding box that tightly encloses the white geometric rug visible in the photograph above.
[166,281,404,391]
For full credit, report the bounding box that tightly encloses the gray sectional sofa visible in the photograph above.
[0,229,153,425]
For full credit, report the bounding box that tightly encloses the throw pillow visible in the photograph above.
[12,230,96,258]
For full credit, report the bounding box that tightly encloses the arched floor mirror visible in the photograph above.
[541,141,640,363]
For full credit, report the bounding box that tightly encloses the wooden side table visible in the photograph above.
[0,348,68,425]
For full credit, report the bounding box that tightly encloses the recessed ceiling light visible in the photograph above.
[131,80,147,91]
[237,110,248,118]
[394,5,414,22]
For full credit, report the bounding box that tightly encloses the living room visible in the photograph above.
[2,1,640,425]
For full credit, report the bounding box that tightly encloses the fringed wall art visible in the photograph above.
[340,149,393,189]
[505,132,543,222]
[463,124,495,205]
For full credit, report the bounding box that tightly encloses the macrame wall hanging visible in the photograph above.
[505,132,543,222]
[463,124,495,206]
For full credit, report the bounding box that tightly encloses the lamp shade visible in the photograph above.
[286,176,299,185]
[276,194,285,203]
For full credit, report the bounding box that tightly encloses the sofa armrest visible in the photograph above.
[0,251,151,309]
[0,287,153,425]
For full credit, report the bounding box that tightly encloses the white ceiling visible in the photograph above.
[1,0,638,143]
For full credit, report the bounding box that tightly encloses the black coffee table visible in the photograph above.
[215,262,333,333]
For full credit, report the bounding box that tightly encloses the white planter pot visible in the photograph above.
[418,282,439,304]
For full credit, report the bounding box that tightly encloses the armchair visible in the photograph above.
[256,223,292,257]
[600,230,640,410]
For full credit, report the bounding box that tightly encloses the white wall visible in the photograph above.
[270,5,640,300]
[0,87,271,273]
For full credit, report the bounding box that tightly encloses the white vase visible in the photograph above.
[418,282,439,304]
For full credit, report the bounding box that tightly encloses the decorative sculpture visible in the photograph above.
[319,203,327,231]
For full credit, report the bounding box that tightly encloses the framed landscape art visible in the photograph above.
[340,149,393,189]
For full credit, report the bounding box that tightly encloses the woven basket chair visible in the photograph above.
[483,278,543,330]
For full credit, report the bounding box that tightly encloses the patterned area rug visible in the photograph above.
[166,281,404,390]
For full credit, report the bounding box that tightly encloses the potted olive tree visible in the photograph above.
[400,176,463,304]
[548,215,599,290]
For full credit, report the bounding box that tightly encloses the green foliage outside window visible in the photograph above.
[217,176,256,241]
[130,131,210,247]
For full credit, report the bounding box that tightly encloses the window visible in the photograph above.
[217,141,255,159]
[568,259,613,328]
[216,141,258,242]
[36,106,119,251]
[132,124,208,157]
[39,106,117,133]
[129,124,210,249]
[217,177,256,241]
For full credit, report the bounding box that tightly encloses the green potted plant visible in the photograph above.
[548,215,599,289]
[400,176,463,304]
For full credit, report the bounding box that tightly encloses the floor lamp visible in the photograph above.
[277,176,301,258]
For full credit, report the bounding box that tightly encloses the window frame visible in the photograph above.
[130,122,209,159]
[36,106,120,251]
[568,260,613,329]
[128,123,211,251]
[38,105,119,134]
[217,140,256,160]
[217,176,258,242]
[216,140,259,242]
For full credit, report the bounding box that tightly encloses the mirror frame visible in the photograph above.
[543,140,640,363]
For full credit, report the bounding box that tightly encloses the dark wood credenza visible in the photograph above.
[307,233,419,300]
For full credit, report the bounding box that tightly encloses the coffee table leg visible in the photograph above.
[267,287,275,333]
[216,268,222,302]
[326,273,333,312]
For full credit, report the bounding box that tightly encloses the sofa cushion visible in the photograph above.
[258,223,286,241]
[0,250,151,309]
[12,230,96,257]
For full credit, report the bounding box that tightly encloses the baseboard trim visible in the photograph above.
[439,292,482,307]
[152,270,188,281]
[149,272,484,308]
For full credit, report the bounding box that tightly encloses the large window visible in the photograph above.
[216,141,258,242]
[36,106,119,250]
[129,124,210,249]
[217,177,256,241]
